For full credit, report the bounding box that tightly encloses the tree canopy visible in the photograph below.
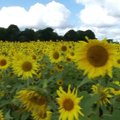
[0,24,96,42]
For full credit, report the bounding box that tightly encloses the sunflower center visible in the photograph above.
[31,96,47,106]
[87,45,108,67]
[70,52,74,56]
[63,98,74,111]
[66,57,71,62]
[57,80,63,85]
[39,112,47,119]
[117,59,120,64]
[53,52,59,59]
[57,64,63,70]
[61,46,67,51]
[0,59,7,66]
[32,55,36,60]
[22,61,32,72]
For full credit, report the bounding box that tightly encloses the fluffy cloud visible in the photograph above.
[0,1,70,30]
[76,0,120,41]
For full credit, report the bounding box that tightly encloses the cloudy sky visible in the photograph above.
[0,0,120,41]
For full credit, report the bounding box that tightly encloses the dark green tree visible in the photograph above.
[76,30,86,40]
[84,29,96,39]
[36,27,58,41]
[6,24,20,41]
[63,29,78,41]
[18,28,37,42]
[0,27,7,41]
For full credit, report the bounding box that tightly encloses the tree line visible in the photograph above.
[0,24,96,42]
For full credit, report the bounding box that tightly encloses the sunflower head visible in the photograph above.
[114,56,120,68]
[32,110,52,120]
[75,40,117,78]
[16,89,48,112]
[0,55,10,70]
[92,84,112,105]
[56,79,64,86]
[56,85,84,120]
[48,50,63,63]
[12,56,38,79]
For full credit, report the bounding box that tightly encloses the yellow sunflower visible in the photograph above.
[114,56,120,68]
[0,55,10,70]
[91,84,112,105]
[56,85,84,120]
[75,39,116,78]
[0,110,4,120]
[16,89,48,113]
[32,110,52,120]
[56,79,64,86]
[12,55,38,79]
[48,49,63,63]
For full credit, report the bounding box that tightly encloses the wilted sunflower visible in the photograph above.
[56,85,84,120]
[0,55,10,70]
[12,55,38,79]
[75,39,116,78]
[32,110,52,120]
[0,110,4,120]
[16,89,48,113]
[92,84,112,105]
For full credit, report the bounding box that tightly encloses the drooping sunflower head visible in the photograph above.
[32,110,52,120]
[92,84,112,105]
[75,39,117,78]
[16,89,48,112]
[56,85,84,120]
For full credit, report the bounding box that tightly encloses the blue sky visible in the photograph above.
[0,0,120,41]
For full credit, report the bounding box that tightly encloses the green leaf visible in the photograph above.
[5,110,13,120]
[81,93,100,116]
[77,77,91,89]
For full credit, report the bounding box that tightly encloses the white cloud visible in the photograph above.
[76,0,120,41]
[0,1,70,30]
[80,5,117,27]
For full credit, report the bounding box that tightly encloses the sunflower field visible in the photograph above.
[0,39,120,120]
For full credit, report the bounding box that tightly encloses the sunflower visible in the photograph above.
[56,85,84,120]
[0,55,10,70]
[75,39,116,78]
[56,79,64,86]
[48,49,63,63]
[91,84,112,105]
[12,55,38,79]
[55,63,64,72]
[16,89,48,113]
[0,110,4,120]
[114,56,120,68]
[32,110,52,120]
